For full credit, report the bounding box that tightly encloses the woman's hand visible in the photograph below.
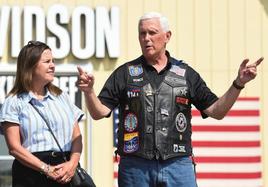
[54,161,77,184]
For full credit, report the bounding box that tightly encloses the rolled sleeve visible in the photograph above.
[0,96,21,134]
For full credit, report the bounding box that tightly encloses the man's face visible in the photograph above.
[138,18,171,60]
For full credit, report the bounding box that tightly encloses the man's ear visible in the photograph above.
[165,31,172,43]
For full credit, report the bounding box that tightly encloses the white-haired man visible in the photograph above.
[77,12,263,187]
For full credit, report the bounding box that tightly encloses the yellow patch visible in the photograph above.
[124,132,138,141]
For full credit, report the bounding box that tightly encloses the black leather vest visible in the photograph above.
[117,59,192,160]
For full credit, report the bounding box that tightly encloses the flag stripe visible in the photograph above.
[194,156,261,163]
[197,172,261,179]
[191,116,259,125]
[192,125,259,132]
[194,147,261,157]
[192,141,260,147]
[192,110,259,116]
[192,132,260,141]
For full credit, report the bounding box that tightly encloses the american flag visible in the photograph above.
[113,97,262,187]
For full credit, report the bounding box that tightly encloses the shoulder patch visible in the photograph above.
[170,65,186,77]
[128,65,143,76]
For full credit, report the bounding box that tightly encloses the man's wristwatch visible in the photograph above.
[232,80,244,90]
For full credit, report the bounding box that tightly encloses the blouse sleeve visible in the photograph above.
[0,95,21,134]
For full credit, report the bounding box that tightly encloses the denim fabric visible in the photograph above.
[118,156,197,187]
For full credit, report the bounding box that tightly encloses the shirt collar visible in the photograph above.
[141,51,172,72]
[18,88,56,103]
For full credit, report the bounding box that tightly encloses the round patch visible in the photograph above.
[175,113,187,132]
[124,113,138,132]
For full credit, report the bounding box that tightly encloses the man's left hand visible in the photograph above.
[236,57,264,86]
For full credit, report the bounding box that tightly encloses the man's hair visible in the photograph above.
[139,12,169,32]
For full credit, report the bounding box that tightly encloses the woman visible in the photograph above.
[0,41,84,187]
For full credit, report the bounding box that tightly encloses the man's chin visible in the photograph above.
[143,50,155,58]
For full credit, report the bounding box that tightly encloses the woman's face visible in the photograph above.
[32,49,55,86]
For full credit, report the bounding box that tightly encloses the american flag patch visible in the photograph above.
[170,65,186,76]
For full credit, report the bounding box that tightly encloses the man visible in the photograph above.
[77,12,263,187]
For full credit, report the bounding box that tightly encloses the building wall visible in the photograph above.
[0,0,267,187]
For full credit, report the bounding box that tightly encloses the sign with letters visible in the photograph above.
[0,5,120,59]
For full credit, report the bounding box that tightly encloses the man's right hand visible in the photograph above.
[77,66,95,93]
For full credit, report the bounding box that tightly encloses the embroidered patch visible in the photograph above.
[133,77,143,82]
[124,132,138,141]
[128,65,143,76]
[143,83,154,96]
[160,108,169,116]
[125,104,129,110]
[176,97,189,105]
[173,144,186,153]
[175,113,187,132]
[146,125,153,133]
[178,87,188,96]
[123,132,139,153]
[173,144,179,152]
[124,113,138,132]
[170,65,186,77]
[145,90,153,96]
[127,88,141,98]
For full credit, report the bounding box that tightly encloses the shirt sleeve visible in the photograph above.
[0,95,21,134]
[98,64,127,111]
[187,66,218,118]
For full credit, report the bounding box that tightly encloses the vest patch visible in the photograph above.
[170,65,186,77]
[133,77,143,82]
[175,113,187,132]
[178,87,188,96]
[173,144,186,153]
[127,88,140,98]
[123,132,139,153]
[176,96,189,105]
[124,113,138,132]
[128,65,143,76]
[143,83,154,96]
[160,108,169,116]
[146,125,153,133]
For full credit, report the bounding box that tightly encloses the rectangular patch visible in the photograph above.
[170,65,186,77]
[128,65,143,76]
[124,132,138,141]
[176,97,189,105]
